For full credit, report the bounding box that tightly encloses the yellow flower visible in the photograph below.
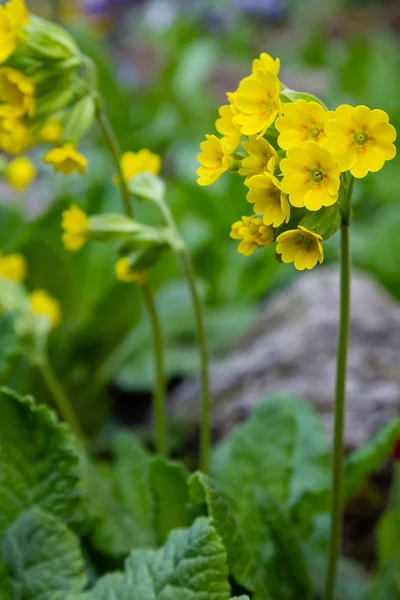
[245,172,290,227]
[115,258,147,284]
[276,226,324,270]
[61,204,88,252]
[43,143,87,175]
[252,52,280,76]
[275,100,333,150]
[0,251,26,281]
[40,120,64,144]
[0,117,33,154]
[281,141,341,211]
[239,136,278,178]
[230,216,274,256]
[29,289,61,329]
[325,104,397,178]
[0,0,28,64]
[233,70,281,137]
[0,67,35,118]
[6,156,36,190]
[196,134,236,186]
[215,97,242,151]
[117,149,161,184]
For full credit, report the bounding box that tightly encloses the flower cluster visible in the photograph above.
[197,53,397,270]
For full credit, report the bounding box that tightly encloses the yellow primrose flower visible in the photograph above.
[252,52,280,76]
[0,251,26,281]
[40,120,64,144]
[196,134,236,186]
[245,172,290,227]
[0,117,33,154]
[275,100,333,150]
[0,67,35,119]
[276,226,324,270]
[115,258,147,284]
[239,137,278,179]
[230,216,274,257]
[215,98,242,151]
[281,141,341,211]
[233,70,281,137]
[29,289,61,329]
[61,204,88,252]
[325,104,397,178]
[0,0,28,64]
[43,143,87,175]
[6,156,36,190]
[117,149,161,185]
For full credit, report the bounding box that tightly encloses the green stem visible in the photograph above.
[323,175,354,600]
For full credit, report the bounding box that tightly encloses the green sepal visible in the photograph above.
[18,15,80,61]
[299,204,342,240]
[119,243,169,271]
[88,214,173,248]
[63,95,96,143]
[128,173,166,203]
[280,88,327,109]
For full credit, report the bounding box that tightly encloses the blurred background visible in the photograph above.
[1,0,400,440]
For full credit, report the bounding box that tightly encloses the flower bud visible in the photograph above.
[17,15,80,62]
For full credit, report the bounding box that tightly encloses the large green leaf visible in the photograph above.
[0,387,82,536]
[1,508,86,600]
[75,517,231,600]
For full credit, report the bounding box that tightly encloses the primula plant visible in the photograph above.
[1,2,400,600]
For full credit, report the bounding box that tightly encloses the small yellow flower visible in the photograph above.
[252,52,280,76]
[0,117,33,154]
[29,289,61,329]
[230,216,274,256]
[281,141,341,211]
[215,97,242,151]
[239,137,278,179]
[117,148,161,185]
[233,70,281,137]
[245,172,290,227]
[61,204,88,252]
[43,143,87,175]
[325,104,397,178]
[275,100,333,150]
[276,226,324,270]
[0,67,35,118]
[40,120,64,144]
[0,251,26,281]
[196,134,236,186]
[115,257,147,284]
[6,156,36,190]
[0,0,29,64]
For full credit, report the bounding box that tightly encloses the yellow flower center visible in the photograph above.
[353,130,369,147]
[262,99,276,115]
[309,168,324,184]
[309,126,320,139]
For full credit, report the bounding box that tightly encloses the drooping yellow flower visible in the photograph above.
[230,216,274,256]
[239,137,278,179]
[40,120,64,144]
[275,100,333,150]
[0,117,33,154]
[6,156,36,190]
[43,143,87,175]
[276,226,324,270]
[29,289,61,328]
[115,258,147,284]
[245,172,290,227]
[0,0,29,64]
[118,149,162,184]
[325,104,397,178]
[0,251,26,281]
[61,204,88,252]
[233,70,281,137]
[0,67,34,118]
[196,134,236,186]
[281,141,341,211]
[215,97,242,151]
[252,52,280,76]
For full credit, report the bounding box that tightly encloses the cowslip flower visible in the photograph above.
[252,52,280,76]
[40,120,64,144]
[0,67,35,119]
[230,216,274,256]
[197,134,236,186]
[0,117,33,154]
[281,141,341,211]
[115,258,147,284]
[61,204,88,251]
[0,0,28,64]
[325,104,397,178]
[43,143,87,175]
[275,100,333,150]
[118,149,161,184]
[245,172,290,227]
[233,70,281,137]
[6,156,36,190]
[29,289,61,329]
[276,226,324,270]
[0,251,26,281]
[239,137,278,178]
[215,97,242,151]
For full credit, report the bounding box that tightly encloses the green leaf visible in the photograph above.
[149,457,190,545]
[76,517,231,600]
[0,387,82,536]
[1,508,86,599]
